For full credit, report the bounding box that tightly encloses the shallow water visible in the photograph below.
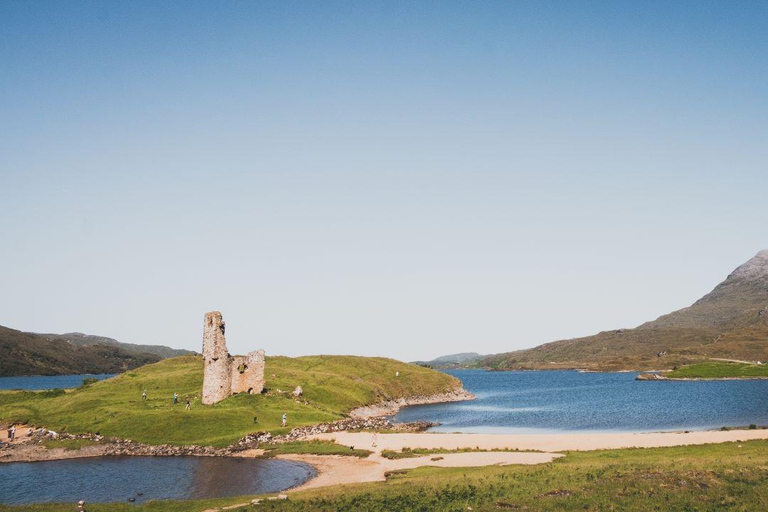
[0,374,116,390]
[395,369,768,433]
[0,456,316,505]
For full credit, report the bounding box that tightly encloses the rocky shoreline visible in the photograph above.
[0,389,473,463]
[348,388,475,419]
[0,416,438,463]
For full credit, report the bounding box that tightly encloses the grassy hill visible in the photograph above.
[413,352,486,368]
[482,250,768,370]
[0,326,162,377]
[0,355,462,447]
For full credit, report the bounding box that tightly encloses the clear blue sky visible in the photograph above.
[1,1,766,360]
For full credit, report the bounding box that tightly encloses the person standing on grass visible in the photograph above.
[142,390,147,401]
[173,392,178,405]
[185,398,191,411]
[282,413,287,427]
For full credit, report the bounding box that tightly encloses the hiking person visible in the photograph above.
[77,500,87,512]
[185,398,191,411]
[8,425,15,441]
[142,390,147,401]
[281,413,287,427]
[173,392,178,405]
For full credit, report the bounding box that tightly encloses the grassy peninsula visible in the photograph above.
[0,355,461,447]
[666,361,768,379]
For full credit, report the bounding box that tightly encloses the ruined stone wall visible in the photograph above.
[201,311,265,405]
[230,350,266,395]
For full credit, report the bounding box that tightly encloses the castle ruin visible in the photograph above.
[202,311,265,405]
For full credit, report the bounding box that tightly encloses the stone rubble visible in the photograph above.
[231,417,438,451]
[6,418,437,459]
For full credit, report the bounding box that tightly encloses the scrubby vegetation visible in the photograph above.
[0,355,460,447]
[262,440,372,458]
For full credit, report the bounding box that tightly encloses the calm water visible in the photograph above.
[0,456,315,505]
[395,370,768,433]
[0,374,116,390]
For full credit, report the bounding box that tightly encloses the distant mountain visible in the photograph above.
[414,352,486,368]
[0,325,163,377]
[481,250,768,371]
[36,332,194,359]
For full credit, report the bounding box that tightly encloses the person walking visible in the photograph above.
[185,398,191,411]
[8,425,16,441]
[281,413,287,427]
[173,392,178,405]
[142,390,147,401]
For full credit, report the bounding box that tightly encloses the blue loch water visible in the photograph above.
[0,456,315,505]
[0,374,116,390]
[395,369,768,433]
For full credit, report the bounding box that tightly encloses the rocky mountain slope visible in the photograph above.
[481,250,768,370]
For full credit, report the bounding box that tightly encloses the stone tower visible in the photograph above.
[201,311,265,405]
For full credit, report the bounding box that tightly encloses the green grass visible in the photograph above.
[3,440,767,511]
[262,440,372,458]
[0,355,459,447]
[667,361,768,379]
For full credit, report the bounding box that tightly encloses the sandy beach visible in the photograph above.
[307,428,768,453]
[275,428,768,492]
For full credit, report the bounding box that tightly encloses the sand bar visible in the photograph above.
[308,429,768,453]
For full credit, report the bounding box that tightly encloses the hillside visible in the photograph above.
[414,352,486,368]
[36,331,194,359]
[0,326,162,377]
[482,250,768,370]
[0,355,463,446]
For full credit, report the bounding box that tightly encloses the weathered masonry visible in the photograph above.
[201,311,265,405]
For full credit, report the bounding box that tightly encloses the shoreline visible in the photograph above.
[5,425,768,508]
[348,388,475,419]
[637,373,768,381]
[272,427,768,498]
